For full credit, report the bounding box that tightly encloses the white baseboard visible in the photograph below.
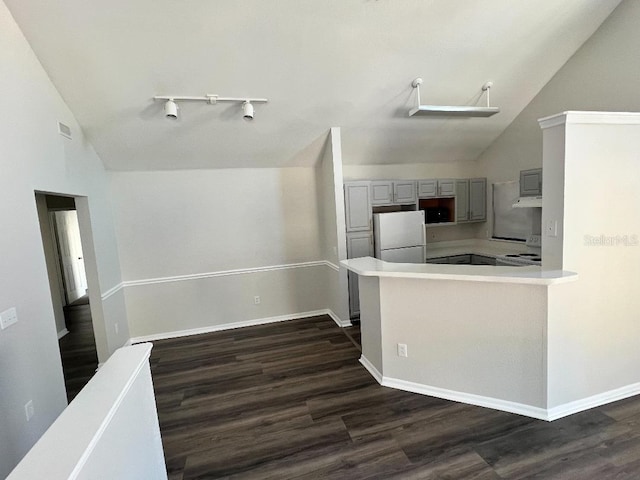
[382,376,549,421]
[359,355,383,384]
[129,309,349,344]
[357,363,640,421]
[327,309,351,328]
[57,328,69,340]
[546,382,640,421]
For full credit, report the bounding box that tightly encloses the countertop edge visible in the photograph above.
[341,258,578,286]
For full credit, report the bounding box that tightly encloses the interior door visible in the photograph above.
[54,211,88,303]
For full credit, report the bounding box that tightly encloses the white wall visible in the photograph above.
[543,115,640,409]
[476,0,640,237]
[7,344,166,480]
[0,2,126,475]
[109,168,333,337]
[315,128,350,323]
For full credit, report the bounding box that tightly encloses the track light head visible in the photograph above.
[242,101,254,121]
[164,99,178,119]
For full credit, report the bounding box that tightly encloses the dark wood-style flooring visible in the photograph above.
[150,315,640,479]
[59,296,98,402]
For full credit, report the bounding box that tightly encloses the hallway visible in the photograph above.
[58,295,98,402]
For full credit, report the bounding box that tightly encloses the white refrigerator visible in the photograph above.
[373,211,426,263]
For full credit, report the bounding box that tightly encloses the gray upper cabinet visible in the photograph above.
[455,178,486,222]
[394,181,417,204]
[370,181,394,206]
[344,182,372,232]
[455,180,469,222]
[418,180,437,198]
[419,179,455,198]
[520,168,542,197]
[438,179,455,197]
[370,180,417,205]
[469,178,487,221]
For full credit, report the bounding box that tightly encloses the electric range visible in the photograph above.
[495,235,542,266]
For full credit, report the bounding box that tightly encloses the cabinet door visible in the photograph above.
[438,179,455,196]
[520,169,542,197]
[393,181,417,204]
[370,181,393,206]
[347,232,373,318]
[426,257,450,264]
[418,180,437,198]
[344,182,372,232]
[455,180,469,222]
[471,255,496,265]
[448,254,472,264]
[469,178,487,221]
[346,232,373,259]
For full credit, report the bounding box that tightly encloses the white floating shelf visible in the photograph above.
[409,105,500,117]
[409,77,500,118]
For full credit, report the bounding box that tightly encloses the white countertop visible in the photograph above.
[341,257,577,285]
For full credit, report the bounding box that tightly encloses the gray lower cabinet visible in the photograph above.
[346,232,374,318]
[471,255,496,265]
[448,254,472,264]
[425,256,450,264]
[344,182,372,232]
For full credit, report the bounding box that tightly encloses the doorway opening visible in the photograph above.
[35,193,99,402]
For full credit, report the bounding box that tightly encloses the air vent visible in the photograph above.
[58,122,72,139]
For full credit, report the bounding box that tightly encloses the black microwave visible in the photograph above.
[424,207,450,224]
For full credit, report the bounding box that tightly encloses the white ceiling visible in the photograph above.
[5,0,622,170]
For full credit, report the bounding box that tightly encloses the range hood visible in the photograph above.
[512,196,542,208]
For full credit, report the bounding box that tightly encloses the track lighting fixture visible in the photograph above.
[242,101,254,121]
[164,99,178,119]
[153,94,267,121]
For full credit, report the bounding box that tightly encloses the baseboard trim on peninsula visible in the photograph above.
[382,377,549,421]
[129,309,350,344]
[358,358,640,421]
[546,382,640,421]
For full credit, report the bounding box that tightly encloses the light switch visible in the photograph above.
[545,220,558,238]
[0,307,18,329]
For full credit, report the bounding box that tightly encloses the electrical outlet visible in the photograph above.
[397,343,408,358]
[114,322,119,335]
[0,307,18,330]
[25,400,34,421]
[254,296,261,305]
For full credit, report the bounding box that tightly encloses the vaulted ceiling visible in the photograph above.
[5,0,621,170]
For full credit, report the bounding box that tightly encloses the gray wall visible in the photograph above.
[476,0,640,237]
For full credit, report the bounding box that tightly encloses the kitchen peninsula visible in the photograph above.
[341,111,640,422]
[341,257,577,420]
